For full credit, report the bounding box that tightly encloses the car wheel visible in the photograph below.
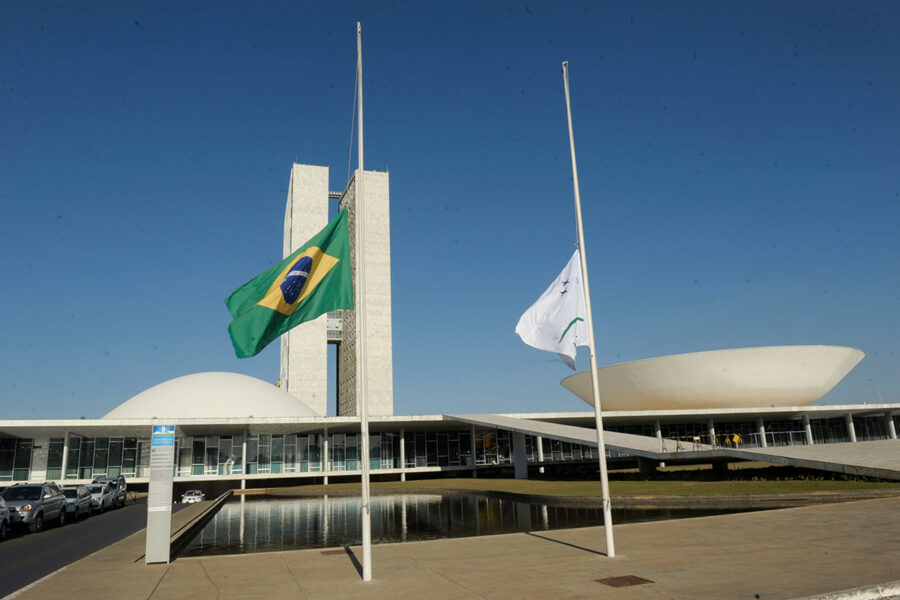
[29,513,43,533]
[58,510,65,527]
[0,519,6,540]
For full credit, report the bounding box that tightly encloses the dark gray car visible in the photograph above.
[0,482,67,532]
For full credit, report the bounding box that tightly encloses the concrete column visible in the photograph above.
[887,414,897,440]
[757,418,768,448]
[637,457,657,475]
[536,436,545,474]
[707,419,717,446]
[512,432,528,479]
[471,425,478,478]
[802,414,814,445]
[845,413,857,442]
[399,428,406,482]
[60,431,70,481]
[323,427,329,485]
[242,432,248,478]
[654,420,663,452]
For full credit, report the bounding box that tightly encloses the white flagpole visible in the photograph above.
[562,60,615,557]
[356,21,373,581]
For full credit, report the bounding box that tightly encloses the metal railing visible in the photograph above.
[659,430,812,452]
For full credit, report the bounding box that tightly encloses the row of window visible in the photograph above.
[606,415,897,447]
[1,415,896,481]
[0,429,603,481]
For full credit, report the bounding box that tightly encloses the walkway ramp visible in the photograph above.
[723,439,900,480]
[447,413,900,480]
[447,413,718,459]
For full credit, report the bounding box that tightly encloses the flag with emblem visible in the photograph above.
[515,249,588,369]
[226,208,353,358]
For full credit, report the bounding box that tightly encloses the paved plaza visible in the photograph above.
[9,495,900,600]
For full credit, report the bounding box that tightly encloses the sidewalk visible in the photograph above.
[11,496,900,599]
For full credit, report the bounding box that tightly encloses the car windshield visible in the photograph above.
[62,489,78,498]
[0,487,41,501]
[89,485,104,494]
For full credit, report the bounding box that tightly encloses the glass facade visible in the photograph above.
[46,438,65,479]
[0,438,32,481]
[72,436,148,479]
[0,412,896,482]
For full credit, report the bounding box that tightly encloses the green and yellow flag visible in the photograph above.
[226,208,353,358]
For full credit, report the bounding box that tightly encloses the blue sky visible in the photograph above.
[1,1,897,419]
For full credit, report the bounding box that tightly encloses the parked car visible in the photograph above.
[88,483,115,513]
[92,475,127,508]
[0,497,8,540]
[0,482,67,532]
[181,490,205,504]
[61,485,92,520]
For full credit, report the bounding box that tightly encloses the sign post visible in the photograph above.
[145,424,175,564]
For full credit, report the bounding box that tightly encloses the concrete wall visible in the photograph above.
[337,169,394,416]
[29,437,49,481]
[280,164,329,416]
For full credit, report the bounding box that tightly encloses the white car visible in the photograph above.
[0,497,9,539]
[89,484,115,512]
[181,490,205,504]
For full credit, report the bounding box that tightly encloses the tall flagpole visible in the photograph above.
[356,21,373,581]
[562,60,615,557]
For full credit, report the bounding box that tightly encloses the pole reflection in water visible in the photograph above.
[239,494,245,549]
[400,493,407,542]
[180,493,760,558]
[322,494,328,548]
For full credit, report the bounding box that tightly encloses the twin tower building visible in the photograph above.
[278,164,394,417]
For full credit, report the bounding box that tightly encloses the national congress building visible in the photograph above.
[1,165,898,490]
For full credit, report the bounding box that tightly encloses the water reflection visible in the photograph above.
[180,493,754,557]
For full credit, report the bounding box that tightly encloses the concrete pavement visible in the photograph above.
[8,496,900,599]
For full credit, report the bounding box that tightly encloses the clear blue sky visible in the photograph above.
[1,1,897,419]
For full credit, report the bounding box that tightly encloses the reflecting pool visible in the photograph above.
[180,493,756,557]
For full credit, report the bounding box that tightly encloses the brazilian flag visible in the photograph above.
[226,208,353,358]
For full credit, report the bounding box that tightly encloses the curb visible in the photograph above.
[260,486,900,510]
[169,490,232,559]
[791,580,900,600]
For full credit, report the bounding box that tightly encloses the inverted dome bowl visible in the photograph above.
[561,345,864,411]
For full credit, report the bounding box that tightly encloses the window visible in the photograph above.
[46,438,65,479]
[13,439,32,481]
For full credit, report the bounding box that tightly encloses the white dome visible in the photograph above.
[103,372,318,419]
[561,345,865,411]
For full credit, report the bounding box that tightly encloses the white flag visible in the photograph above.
[515,249,589,369]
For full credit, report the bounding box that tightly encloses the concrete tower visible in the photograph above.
[280,163,394,417]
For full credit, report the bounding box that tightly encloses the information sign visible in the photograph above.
[145,424,175,564]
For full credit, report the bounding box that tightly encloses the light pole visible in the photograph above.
[868,378,884,404]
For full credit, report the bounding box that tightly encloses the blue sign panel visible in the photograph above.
[151,424,175,447]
